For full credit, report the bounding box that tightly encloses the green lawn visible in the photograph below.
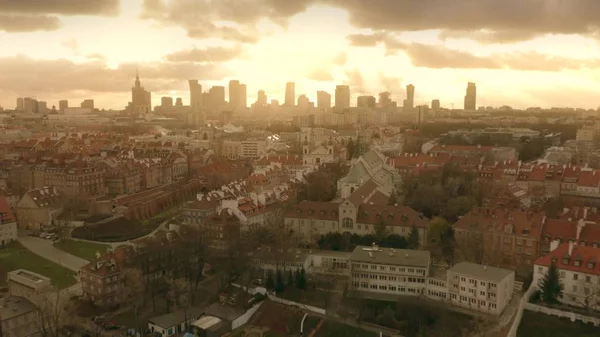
[55,239,110,261]
[0,242,77,289]
[517,310,600,337]
[314,321,378,337]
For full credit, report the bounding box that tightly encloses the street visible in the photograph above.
[18,235,89,272]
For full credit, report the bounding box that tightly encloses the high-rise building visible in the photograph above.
[256,90,267,107]
[16,98,24,110]
[284,82,295,107]
[81,99,94,109]
[431,99,441,110]
[58,100,68,112]
[271,99,280,107]
[403,84,415,110]
[189,79,203,125]
[239,84,247,108]
[207,86,225,111]
[297,94,310,111]
[228,80,240,108]
[378,92,392,108]
[175,98,183,106]
[161,97,173,107]
[335,85,350,109]
[316,91,331,109]
[131,71,152,114]
[23,97,37,113]
[357,95,376,108]
[36,101,47,114]
[464,82,477,110]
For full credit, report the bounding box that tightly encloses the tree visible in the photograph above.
[575,280,600,312]
[297,268,307,289]
[538,262,563,304]
[275,269,285,293]
[266,271,275,291]
[122,268,146,335]
[427,217,455,265]
[37,289,73,337]
[346,138,355,160]
[407,225,420,249]
[287,269,294,287]
[373,221,389,242]
[166,277,192,331]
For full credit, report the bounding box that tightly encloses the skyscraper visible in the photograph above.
[316,90,331,109]
[239,84,247,108]
[357,95,376,108]
[189,79,203,124]
[16,97,23,110]
[378,92,392,108]
[207,86,225,111]
[431,99,441,110]
[58,100,68,112]
[229,80,240,108]
[403,84,415,110]
[284,82,295,107]
[161,97,173,107]
[297,94,310,111]
[464,82,477,110]
[81,99,94,109]
[256,90,267,107]
[131,71,152,114]
[335,85,350,109]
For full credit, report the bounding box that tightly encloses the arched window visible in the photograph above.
[342,217,354,229]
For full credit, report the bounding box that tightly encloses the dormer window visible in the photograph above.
[562,256,570,265]
[574,259,581,267]
[581,241,586,246]
[587,261,595,269]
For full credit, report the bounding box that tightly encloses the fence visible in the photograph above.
[506,282,536,337]
[269,295,327,315]
[523,303,600,327]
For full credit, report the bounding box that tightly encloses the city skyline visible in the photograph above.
[2,1,600,110]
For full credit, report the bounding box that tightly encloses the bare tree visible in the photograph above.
[166,276,192,326]
[123,268,147,334]
[576,280,600,312]
[36,289,73,337]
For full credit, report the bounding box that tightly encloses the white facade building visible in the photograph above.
[349,245,431,297]
[534,241,600,311]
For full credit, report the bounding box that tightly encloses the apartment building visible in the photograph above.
[6,269,53,307]
[446,262,515,315]
[349,245,431,296]
[0,195,17,246]
[201,209,241,257]
[534,241,600,311]
[16,187,63,231]
[0,296,41,337]
[80,251,126,306]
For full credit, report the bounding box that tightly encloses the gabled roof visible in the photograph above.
[535,243,600,276]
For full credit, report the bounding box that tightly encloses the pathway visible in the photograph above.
[69,218,170,248]
[18,235,89,272]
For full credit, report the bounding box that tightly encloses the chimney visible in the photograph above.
[577,219,585,240]
[568,241,575,256]
[550,239,560,252]
[372,242,379,251]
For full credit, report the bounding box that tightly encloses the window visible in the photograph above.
[573,273,579,281]
[586,275,592,283]
[342,218,353,229]
[573,285,577,292]
[537,266,544,274]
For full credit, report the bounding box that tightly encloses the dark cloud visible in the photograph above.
[164,46,243,62]
[0,14,61,32]
[334,0,600,43]
[0,55,228,95]
[346,32,388,47]
[0,0,119,16]
[140,0,313,43]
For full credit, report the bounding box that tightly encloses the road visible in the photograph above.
[18,235,89,272]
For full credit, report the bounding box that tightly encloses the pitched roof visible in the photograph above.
[454,207,545,239]
[285,201,339,221]
[535,243,600,276]
[356,204,429,228]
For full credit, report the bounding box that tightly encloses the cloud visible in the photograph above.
[332,52,347,66]
[86,53,106,61]
[307,68,333,81]
[164,46,243,62]
[335,0,600,43]
[0,14,61,32]
[61,38,79,52]
[344,68,365,92]
[347,32,388,47]
[384,39,599,71]
[0,55,228,96]
[140,0,314,43]
[0,0,120,16]
[438,29,539,44]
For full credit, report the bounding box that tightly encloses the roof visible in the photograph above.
[191,315,224,330]
[356,204,429,228]
[454,207,545,239]
[204,302,246,321]
[285,201,339,221]
[149,306,206,328]
[535,243,600,276]
[23,187,62,208]
[350,246,430,267]
[0,296,38,320]
[448,262,514,282]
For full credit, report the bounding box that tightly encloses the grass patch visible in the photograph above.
[55,239,111,261]
[71,217,159,242]
[358,297,476,337]
[314,321,378,337]
[278,287,329,309]
[517,310,600,337]
[0,242,77,289]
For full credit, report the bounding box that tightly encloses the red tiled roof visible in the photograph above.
[535,243,600,276]
[578,169,600,187]
[286,201,340,221]
[455,207,545,239]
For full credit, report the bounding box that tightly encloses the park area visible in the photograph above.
[517,310,599,337]
[71,216,159,242]
[0,242,77,289]
[55,239,111,261]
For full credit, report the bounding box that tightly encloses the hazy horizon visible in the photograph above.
[2,0,600,110]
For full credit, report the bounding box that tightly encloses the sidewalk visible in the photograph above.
[18,235,89,272]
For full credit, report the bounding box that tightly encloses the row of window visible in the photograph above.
[353,282,421,294]
[352,273,426,283]
[352,264,426,275]
[452,294,497,309]
[454,275,497,289]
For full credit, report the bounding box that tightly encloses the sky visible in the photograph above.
[1,0,600,110]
